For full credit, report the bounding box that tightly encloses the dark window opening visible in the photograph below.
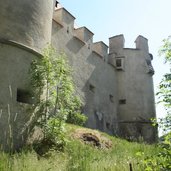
[109,94,114,103]
[67,27,69,34]
[89,84,95,93]
[17,89,34,104]
[119,99,126,105]
[116,58,122,67]
[106,122,110,129]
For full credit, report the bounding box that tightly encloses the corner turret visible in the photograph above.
[0,0,54,151]
[0,0,53,52]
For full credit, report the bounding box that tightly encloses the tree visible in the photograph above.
[30,45,87,151]
[158,36,171,134]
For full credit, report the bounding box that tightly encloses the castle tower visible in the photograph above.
[109,35,157,143]
[0,0,53,151]
[0,0,53,51]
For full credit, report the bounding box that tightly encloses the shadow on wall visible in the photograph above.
[81,53,118,135]
[0,101,38,152]
[118,122,158,143]
[66,37,85,54]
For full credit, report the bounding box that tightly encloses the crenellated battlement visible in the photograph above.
[93,41,108,61]
[54,7,75,25]
[53,7,75,35]
[53,2,151,65]
[109,34,150,54]
[74,27,94,44]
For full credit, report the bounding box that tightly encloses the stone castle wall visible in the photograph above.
[52,5,157,142]
[0,1,157,151]
[0,0,53,151]
[52,7,118,135]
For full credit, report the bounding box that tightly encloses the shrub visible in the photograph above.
[67,112,87,126]
[30,45,87,152]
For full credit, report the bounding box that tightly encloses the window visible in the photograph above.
[109,94,114,103]
[17,89,34,104]
[106,122,110,129]
[115,57,124,70]
[67,26,69,34]
[89,84,95,93]
[119,99,126,105]
[116,58,122,67]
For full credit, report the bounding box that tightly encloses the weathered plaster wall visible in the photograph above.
[109,35,157,142]
[0,42,40,150]
[0,0,53,52]
[52,8,118,135]
[0,0,53,151]
[52,6,157,142]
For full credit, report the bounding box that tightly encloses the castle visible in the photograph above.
[0,0,157,151]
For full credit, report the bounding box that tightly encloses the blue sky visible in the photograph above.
[59,0,171,120]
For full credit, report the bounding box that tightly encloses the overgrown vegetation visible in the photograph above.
[0,124,159,171]
[29,45,87,151]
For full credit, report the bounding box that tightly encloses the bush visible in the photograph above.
[67,112,87,126]
[30,45,87,152]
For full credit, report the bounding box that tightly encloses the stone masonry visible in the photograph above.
[0,0,157,151]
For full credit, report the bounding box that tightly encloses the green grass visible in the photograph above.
[0,124,159,171]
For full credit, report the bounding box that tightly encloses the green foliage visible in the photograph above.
[45,118,67,150]
[30,45,73,120]
[158,36,171,113]
[67,112,87,126]
[0,125,159,171]
[30,45,85,150]
[158,36,171,135]
[139,142,171,171]
[159,36,171,63]
[64,125,159,171]
[66,97,87,126]
[0,150,68,171]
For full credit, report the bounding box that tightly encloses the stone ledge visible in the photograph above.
[0,39,43,57]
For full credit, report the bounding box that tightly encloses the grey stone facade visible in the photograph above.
[0,1,157,151]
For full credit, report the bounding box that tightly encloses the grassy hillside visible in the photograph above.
[0,124,159,171]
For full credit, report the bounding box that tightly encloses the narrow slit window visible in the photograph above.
[109,94,114,103]
[89,84,95,93]
[106,122,110,129]
[67,27,69,34]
